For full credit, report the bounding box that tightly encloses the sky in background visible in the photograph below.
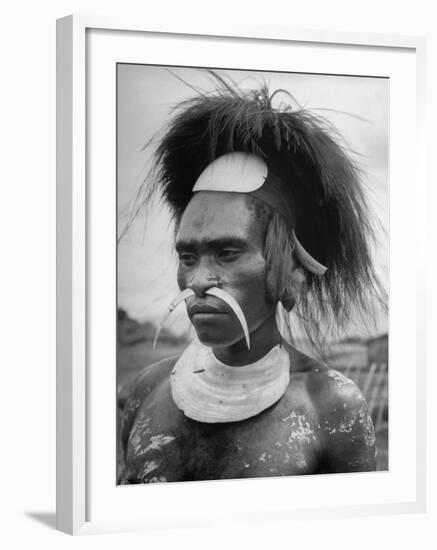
[117,64,389,340]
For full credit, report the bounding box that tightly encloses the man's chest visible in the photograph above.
[123,379,324,483]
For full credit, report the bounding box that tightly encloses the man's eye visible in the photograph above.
[218,250,240,262]
[178,253,197,266]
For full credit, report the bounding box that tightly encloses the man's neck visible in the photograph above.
[212,312,281,366]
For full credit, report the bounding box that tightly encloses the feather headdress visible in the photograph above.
[136,70,384,346]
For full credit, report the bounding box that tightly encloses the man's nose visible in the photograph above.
[186,266,221,296]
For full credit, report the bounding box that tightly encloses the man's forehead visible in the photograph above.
[176,191,261,245]
[179,192,253,229]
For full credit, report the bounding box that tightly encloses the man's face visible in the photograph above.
[175,191,275,348]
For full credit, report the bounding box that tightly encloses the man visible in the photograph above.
[118,76,381,483]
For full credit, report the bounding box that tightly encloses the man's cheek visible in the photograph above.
[229,268,270,313]
[176,267,187,290]
[239,264,268,295]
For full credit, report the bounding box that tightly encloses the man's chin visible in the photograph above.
[194,330,245,350]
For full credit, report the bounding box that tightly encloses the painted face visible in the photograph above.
[175,191,275,348]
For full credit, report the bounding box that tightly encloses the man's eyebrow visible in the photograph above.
[175,237,248,251]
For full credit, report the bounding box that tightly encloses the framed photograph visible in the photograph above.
[56,15,426,535]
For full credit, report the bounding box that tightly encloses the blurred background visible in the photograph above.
[117,65,389,471]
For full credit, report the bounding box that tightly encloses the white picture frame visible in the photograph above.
[56,14,427,535]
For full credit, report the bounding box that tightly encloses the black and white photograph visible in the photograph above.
[2,0,433,543]
[116,65,389,484]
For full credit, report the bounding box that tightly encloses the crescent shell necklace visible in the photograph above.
[170,341,290,423]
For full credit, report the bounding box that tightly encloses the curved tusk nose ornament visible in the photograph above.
[205,287,250,350]
[153,288,195,348]
[153,287,250,350]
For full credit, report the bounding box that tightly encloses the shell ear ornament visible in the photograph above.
[292,230,327,277]
[153,288,195,348]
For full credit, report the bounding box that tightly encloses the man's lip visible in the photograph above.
[192,312,228,317]
[188,304,227,315]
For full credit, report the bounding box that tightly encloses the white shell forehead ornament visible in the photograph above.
[194,152,327,277]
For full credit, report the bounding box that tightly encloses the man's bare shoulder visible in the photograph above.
[119,353,181,451]
[287,345,376,471]
[286,343,365,412]
[125,354,180,402]
[286,343,376,471]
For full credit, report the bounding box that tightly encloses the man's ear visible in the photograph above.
[264,211,307,311]
[280,266,307,312]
